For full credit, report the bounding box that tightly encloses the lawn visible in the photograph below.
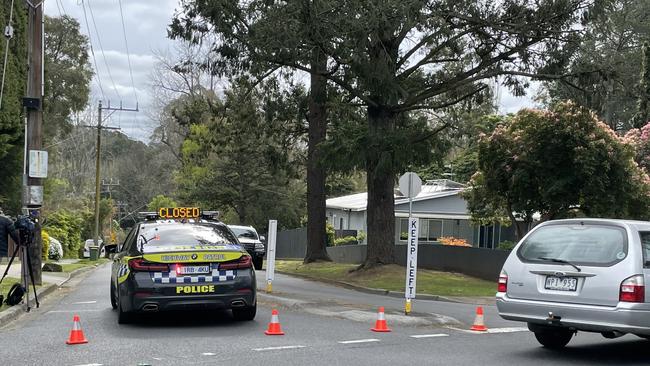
[273,260,496,297]
[0,277,42,312]
[46,258,110,273]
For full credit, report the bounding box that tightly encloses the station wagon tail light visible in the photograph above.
[219,255,252,270]
[128,258,169,272]
[498,270,508,293]
[620,275,645,303]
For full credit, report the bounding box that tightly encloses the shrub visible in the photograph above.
[41,230,50,260]
[438,236,471,247]
[333,236,358,246]
[326,222,335,246]
[497,240,516,251]
[44,210,86,258]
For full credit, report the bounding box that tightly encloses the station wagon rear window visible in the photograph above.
[517,224,628,266]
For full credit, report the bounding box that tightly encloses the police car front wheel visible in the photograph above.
[232,303,256,321]
[110,283,117,309]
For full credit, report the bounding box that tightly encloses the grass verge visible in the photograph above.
[0,276,43,312]
[273,260,496,297]
[46,258,110,273]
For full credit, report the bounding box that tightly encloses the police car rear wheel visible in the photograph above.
[110,283,117,309]
[117,293,133,324]
[232,303,256,321]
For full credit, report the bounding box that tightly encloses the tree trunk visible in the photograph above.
[304,47,331,263]
[362,106,396,268]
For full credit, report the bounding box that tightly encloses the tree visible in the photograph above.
[175,78,307,229]
[633,42,650,128]
[43,15,93,140]
[0,0,27,213]
[173,0,594,268]
[170,1,334,264]
[543,0,650,130]
[147,195,178,211]
[469,102,650,240]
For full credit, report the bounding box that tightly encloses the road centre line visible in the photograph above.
[201,353,216,356]
[338,339,381,344]
[410,334,449,339]
[71,301,97,305]
[72,364,102,366]
[253,345,306,352]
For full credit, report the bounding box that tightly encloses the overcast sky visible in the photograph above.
[46,0,536,143]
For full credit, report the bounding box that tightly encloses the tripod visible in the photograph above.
[0,227,40,311]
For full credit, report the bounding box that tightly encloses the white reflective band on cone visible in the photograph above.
[73,321,80,331]
[378,312,385,321]
[271,314,279,323]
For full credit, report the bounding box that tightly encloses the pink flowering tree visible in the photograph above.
[467,101,650,240]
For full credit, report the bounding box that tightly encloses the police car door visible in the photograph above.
[112,227,137,283]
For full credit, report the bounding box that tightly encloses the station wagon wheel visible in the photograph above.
[253,257,263,270]
[534,329,574,349]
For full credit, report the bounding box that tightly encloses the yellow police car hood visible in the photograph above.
[141,244,246,263]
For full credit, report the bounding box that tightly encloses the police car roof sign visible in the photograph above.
[399,172,422,199]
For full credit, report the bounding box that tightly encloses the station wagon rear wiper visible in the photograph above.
[537,257,582,272]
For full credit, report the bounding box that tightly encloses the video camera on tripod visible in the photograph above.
[0,213,40,310]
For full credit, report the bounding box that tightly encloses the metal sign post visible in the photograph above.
[265,220,278,292]
[399,172,422,315]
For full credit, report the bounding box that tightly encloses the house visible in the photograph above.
[325,179,516,248]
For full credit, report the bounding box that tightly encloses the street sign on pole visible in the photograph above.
[405,218,419,300]
[266,219,278,292]
[399,172,422,315]
[399,172,422,199]
[28,150,47,178]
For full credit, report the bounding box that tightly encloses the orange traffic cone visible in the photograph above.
[371,306,391,332]
[470,306,488,332]
[264,309,285,335]
[66,314,88,345]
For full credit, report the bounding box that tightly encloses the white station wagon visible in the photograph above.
[496,219,650,348]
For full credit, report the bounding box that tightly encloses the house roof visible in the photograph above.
[326,180,466,212]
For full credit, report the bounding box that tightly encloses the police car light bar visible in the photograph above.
[136,208,220,221]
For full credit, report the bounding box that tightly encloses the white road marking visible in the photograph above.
[446,326,529,334]
[201,353,216,356]
[47,309,102,314]
[410,334,449,339]
[73,364,102,366]
[338,339,381,344]
[71,301,97,305]
[253,345,306,352]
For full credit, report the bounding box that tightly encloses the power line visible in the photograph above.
[80,0,106,101]
[86,0,121,101]
[118,0,138,104]
[57,0,68,16]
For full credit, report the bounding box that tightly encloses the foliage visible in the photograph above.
[333,236,358,246]
[147,195,177,211]
[44,210,86,258]
[497,240,516,251]
[0,1,27,213]
[542,0,650,130]
[326,222,335,246]
[469,101,650,239]
[438,237,471,247]
[175,78,307,229]
[41,230,50,260]
[43,15,93,140]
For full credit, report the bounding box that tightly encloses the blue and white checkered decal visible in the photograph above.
[151,263,236,284]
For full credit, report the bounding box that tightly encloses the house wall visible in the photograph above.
[394,194,468,215]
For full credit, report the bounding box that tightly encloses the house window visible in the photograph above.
[399,218,444,242]
[340,217,344,230]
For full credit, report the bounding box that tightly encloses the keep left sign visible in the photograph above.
[405,218,419,299]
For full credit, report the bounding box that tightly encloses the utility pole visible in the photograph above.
[86,100,137,252]
[22,0,45,286]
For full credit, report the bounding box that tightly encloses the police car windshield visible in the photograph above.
[138,223,237,247]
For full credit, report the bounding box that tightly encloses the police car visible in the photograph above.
[106,208,256,324]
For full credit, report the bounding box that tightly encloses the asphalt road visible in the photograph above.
[0,264,648,366]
